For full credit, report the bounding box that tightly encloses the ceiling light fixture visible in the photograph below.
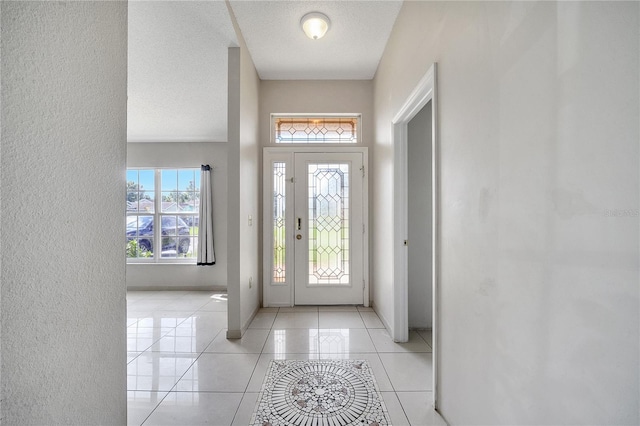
[300,12,331,40]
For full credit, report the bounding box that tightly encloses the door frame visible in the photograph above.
[391,63,439,408]
[262,146,369,308]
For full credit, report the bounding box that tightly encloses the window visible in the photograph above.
[272,162,287,283]
[126,168,200,262]
[272,115,360,144]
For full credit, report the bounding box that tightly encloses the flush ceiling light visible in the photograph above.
[300,12,331,40]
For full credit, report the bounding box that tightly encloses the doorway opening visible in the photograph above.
[407,101,433,330]
[262,147,369,308]
[391,63,438,407]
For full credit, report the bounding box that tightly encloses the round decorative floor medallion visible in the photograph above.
[250,360,391,426]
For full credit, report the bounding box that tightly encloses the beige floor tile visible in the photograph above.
[369,329,431,353]
[379,352,433,391]
[318,328,376,354]
[127,352,197,392]
[360,311,386,328]
[143,392,243,425]
[397,391,447,425]
[248,312,277,329]
[174,353,259,392]
[318,311,366,328]
[272,312,319,329]
[126,291,434,425]
[203,329,269,354]
[232,392,259,425]
[381,392,410,425]
[127,390,168,426]
[262,328,320,355]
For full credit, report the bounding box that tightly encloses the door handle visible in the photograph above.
[297,217,301,231]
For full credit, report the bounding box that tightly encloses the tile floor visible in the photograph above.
[127,291,446,425]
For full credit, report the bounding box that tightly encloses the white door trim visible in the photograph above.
[391,63,439,408]
[262,146,369,308]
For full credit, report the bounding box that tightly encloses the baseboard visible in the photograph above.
[226,303,260,340]
[371,300,393,336]
[226,329,242,339]
[127,286,227,292]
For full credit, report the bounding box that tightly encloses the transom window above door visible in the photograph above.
[272,115,360,144]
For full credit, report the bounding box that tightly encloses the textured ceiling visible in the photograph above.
[127,1,403,143]
[229,1,403,80]
[128,1,238,142]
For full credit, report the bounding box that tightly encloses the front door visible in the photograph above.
[293,152,364,305]
[263,149,367,307]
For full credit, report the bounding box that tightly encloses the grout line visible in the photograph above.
[233,308,280,424]
[198,327,225,353]
[372,349,412,425]
[138,390,172,426]
[242,307,277,395]
[232,384,254,425]
[129,293,227,425]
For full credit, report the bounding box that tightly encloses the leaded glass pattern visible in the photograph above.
[273,162,287,283]
[274,117,358,144]
[307,163,350,285]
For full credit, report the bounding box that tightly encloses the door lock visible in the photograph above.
[296,234,302,240]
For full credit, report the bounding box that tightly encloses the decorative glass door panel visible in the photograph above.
[272,162,287,284]
[307,163,350,285]
[294,153,363,305]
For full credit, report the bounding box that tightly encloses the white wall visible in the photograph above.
[0,3,3,418]
[1,2,127,423]
[374,1,639,424]
[259,80,374,306]
[407,101,432,329]
[126,142,228,290]
[227,4,261,337]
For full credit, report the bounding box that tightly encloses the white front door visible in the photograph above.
[293,152,364,305]
[263,149,367,307]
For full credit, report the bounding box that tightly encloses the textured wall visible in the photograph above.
[128,1,237,143]
[126,142,228,290]
[1,2,127,423]
[374,1,639,424]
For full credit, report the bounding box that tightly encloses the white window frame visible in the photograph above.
[126,167,199,264]
[270,113,362,145]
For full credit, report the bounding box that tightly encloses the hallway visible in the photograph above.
[126,291,444,425]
